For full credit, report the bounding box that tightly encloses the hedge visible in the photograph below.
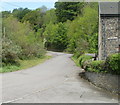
[104,53,120,75]
[85,60,105,73]
[82,53,120,75]
[78,55,92,68]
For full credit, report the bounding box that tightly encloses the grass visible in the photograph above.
[0,56,52,73]
[71,56,80,67]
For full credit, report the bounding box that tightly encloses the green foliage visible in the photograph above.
[2,37,21,66]
[0,65,20,73]
[71,56,80,67]
[2,16,45,65]
[2,11,11,18]
[81,53,120,75]
[1,56,51,73]
[78,55,92,68]
[55,2,84,22]
[65,4,98,54]
[1,3,99,72]
[12,8,31,22]
[104,53,120,74]
[44,22,68,51]
[43,9,57,25]
[22,8,45,31]
[86,60,105,72]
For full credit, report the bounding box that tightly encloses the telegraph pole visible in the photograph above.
[3,27,5,38]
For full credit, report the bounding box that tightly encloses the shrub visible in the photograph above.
[86,60,105,72]
[78,54,92,68]
[73,52,81,59]
[2,38,21,66]
[104,53,120,75]
[3,16,46,62]
[82,59,92,69]
[83,53,120,75]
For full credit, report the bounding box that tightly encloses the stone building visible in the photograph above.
[98,2,120,60]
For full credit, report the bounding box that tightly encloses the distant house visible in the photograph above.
[98,2,120,60]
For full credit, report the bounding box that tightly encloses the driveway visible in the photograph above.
[1,51,118,103]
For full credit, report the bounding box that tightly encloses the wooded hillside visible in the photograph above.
[1,2,98,70]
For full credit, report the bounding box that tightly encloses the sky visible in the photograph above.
[1,1,56,12]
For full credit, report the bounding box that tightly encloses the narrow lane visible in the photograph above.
[1,51,118,103]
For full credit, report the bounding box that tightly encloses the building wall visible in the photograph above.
[98,16,119,60]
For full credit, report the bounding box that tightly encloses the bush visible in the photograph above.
[83,53,120,75]
[85,60,105,72]
[2,37,21,66]
[104,53,120,75]
[3,16,46,62]
[78,54,92,68]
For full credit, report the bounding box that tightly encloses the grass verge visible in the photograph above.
[0,56,52,73]
[71,56,80,67]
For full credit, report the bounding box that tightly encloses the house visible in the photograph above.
[98,2,120,60]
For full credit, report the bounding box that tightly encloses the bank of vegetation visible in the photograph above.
[73,53,120,75]
[1,2,104,73]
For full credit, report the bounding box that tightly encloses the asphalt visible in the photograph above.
[0,51,118,103]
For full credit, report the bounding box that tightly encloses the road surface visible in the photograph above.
[0,51,118,103]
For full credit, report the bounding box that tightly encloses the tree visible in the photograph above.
[54,2,84,22]
[66,4,98,55]
[43,22,68,51]
[43,9,57,25]
[22,8,45,31]
[12,8,31,22]
[2,11,11,18]
[3,16,45,61]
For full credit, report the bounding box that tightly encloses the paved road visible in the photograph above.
[1,51,118,103]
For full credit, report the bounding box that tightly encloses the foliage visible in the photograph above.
[104,53,120,74]
[77,54,92,68]
[43,22,68,51]
[12,8,31,22]
[2,11,11,18]
[65,5,98,54]
[71,56,81,67]
[1,3,100,72]
[81,53,120,75]
[22,8,45,31]
[55,2,84,22]
[85,60,105,72]
[0,56,51,73]
[2,16,45,64]
[2,37,21,66]
[43,9,57,25]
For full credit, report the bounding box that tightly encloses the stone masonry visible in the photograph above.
[98,2,120,60]
[99,16,119,60]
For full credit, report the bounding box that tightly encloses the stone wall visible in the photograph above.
[98,16,120,60]
[85,71,119,94]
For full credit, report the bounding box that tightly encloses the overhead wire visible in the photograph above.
[3,2,22,8]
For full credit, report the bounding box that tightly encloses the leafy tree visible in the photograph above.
[43,22,68,51]
[3,16,45,61]
[22,8,45,31]
[12,8,31,22]
[54,2,84,22]
[66,4,98,55]
[2,11,11,18]
[43,9,57,25]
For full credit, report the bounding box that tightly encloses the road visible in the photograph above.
[1,51,118,103]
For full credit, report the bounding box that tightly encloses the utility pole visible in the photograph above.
[3,27,5,38]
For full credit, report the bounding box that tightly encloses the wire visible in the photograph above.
[4,2,22,8]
